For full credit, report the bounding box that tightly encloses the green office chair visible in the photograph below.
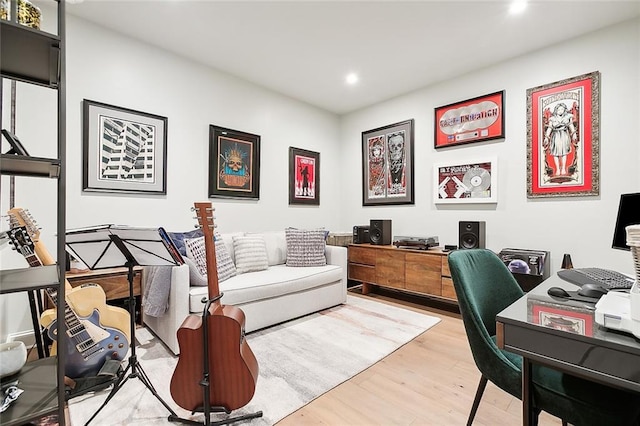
[448,249,640,426]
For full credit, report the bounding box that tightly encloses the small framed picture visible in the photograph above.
[82,99,168,194]
[289,147,320,205]
[434,91,505,149]
[361,119,415,206]
[208,125,260,200]
[527,71,600,198]
[528,298,595,337]
[433,158,498,204]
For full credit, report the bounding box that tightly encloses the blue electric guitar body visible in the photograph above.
[43,296,129,379]
[6,213,131,380]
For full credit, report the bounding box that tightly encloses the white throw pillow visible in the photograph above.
[248,231,287,266]
[184,234,237,283]
[285,227,327,267]
[233,235,269,274]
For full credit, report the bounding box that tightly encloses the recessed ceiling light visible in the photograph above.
[345,73,359,85]
[509,0,527,14]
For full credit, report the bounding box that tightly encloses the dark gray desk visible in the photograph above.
[496,276,640,425]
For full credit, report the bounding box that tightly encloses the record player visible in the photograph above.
[393,236,439,250]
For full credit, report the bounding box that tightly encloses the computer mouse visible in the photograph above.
[577,283,609,298]
[547,286,571,298]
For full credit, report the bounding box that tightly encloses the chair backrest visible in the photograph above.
[448,249,525,397]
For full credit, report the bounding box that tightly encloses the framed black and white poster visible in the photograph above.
[83,99,168,194]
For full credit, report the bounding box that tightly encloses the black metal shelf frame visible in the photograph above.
[0,0,66,424]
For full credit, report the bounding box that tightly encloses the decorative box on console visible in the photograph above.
[327,232,353,247]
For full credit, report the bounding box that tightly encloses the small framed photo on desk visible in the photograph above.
[527,296,596,337]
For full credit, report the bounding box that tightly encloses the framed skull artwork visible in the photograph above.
[361,119,415,206]
[208,125,260,199]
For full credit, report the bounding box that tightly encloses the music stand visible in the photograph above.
[65,225,182,425]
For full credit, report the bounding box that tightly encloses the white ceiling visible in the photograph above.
[63,0,640,115]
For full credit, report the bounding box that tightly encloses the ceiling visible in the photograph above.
[63,1,640,115]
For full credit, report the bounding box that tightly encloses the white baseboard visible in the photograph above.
[6,330,36,348]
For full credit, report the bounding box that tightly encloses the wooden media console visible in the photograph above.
[348,244,456,303]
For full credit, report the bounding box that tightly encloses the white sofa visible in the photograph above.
[142,230,347,355]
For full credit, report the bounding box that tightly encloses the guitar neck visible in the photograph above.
[10,229,89,342]
[23,252,42,268]
[193,202,221,304]
[44,287,86,334]
[33,241,73,291]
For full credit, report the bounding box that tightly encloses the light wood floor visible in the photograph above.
[278,289,559,425]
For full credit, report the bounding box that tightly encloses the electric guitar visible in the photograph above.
[7,209,130,379]
[170,202,259,412]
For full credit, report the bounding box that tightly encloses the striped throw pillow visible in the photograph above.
[233,235,269,274]
[285,228,327,267]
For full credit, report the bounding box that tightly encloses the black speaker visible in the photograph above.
[459,221,486,249]
[352,225,370,244]
[370,219,392,245]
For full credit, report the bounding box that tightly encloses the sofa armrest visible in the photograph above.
[142,263,189,355]
[325,244,347,269]
[325,245,348,298]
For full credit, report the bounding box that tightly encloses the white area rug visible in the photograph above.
[68,295,440,425]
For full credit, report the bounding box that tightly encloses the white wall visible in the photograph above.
[2,13,638,341]
[1,13,341,341]
[340,18,640,275]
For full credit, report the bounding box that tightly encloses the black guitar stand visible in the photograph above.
[169,294,263,426]
[65,226,184,425]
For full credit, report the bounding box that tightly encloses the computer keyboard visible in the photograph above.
[557,267,635,290]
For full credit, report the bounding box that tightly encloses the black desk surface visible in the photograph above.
[497,275,640,392]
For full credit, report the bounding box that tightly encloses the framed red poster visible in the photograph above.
[434,91,505,148]
[289,147,319,205]
[527,71,600,198]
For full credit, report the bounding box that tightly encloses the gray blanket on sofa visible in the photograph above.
[142,265,173,317]
[142,258,205,317]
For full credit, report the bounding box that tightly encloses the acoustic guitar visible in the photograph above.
[7,208,130,379]
[170,202,259,412]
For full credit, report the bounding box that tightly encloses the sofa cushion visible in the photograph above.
[168,229,204,256]
[188,264,343,311]
[184,235,237,283]
[248,231,287,266]
[233,235,269,274]
[285,227,327,267]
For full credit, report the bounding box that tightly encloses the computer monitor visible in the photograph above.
[612,193,640,251]
[1,129,29,156]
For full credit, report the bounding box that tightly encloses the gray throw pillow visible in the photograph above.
[285,227,327,267]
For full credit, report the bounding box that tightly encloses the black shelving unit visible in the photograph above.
[0,0,66,424]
